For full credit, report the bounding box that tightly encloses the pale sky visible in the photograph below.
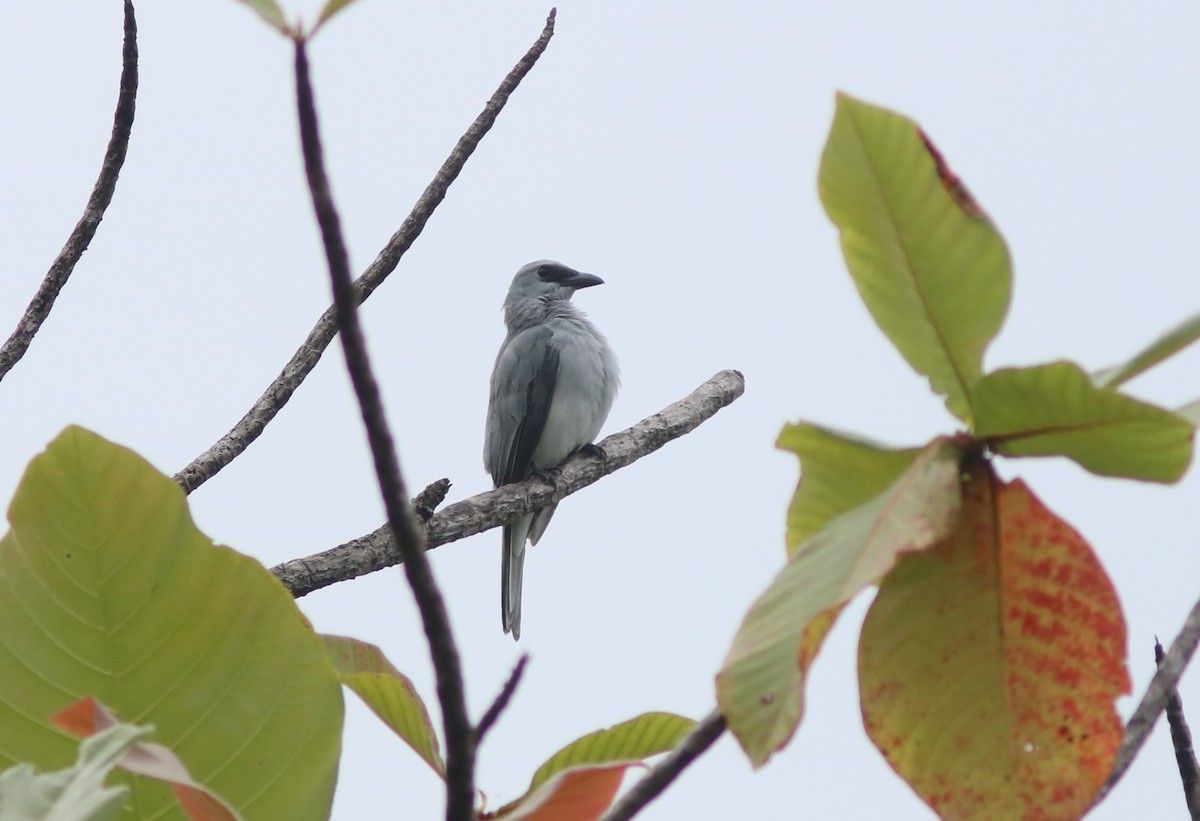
[3,2,1199,819]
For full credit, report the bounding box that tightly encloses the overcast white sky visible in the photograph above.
[3,2,1199,819]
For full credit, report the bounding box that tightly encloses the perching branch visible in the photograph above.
[1157,639,1200,818]
[173,8,559,495]
[1096,593,1200,806]
[0,0,138,382]
[292,37,474,821]
[272,369,746,597]
[598,710,728,821]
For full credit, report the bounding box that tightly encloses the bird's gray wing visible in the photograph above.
[494,328,560,485]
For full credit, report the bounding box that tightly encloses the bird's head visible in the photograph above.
[507,260,604,302]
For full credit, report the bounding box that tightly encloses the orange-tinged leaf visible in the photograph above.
[859,465,1130,820]
[490,764,633,821]
[51,697,243,821]
[717,439,962,766]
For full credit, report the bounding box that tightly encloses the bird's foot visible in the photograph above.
[577,442,605,459]
[531,464,562,485]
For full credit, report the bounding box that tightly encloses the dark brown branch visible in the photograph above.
[1095,594,1200,806]
[272,369,745,597]
[475,655,530,747]
[598,710,727,821]
[173,8,559,495]
[292,38,473,821]
[0,0,138,382]
[1156,638,1200,818]
[413,478,452,523]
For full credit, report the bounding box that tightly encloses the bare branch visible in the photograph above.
[0,0,138,382]
[173,8,559,495]
[292,37,474,821]
[272,369,745,597]
[598,710,727,821]
[1095,594,1200,805]
[1156,638,1200,818]
[476,655,530,747]
[414,478,452,523]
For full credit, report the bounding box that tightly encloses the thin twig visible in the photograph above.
[292,38,473,821]
[476,655,530,747]
[272,369,746,597]
[1157,638,1200,818]
[1095,594,1200,805]
[0,0,138,382]
[173,8,559,495]
[598,710,728,821]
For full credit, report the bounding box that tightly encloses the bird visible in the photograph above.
[484,260,620,640]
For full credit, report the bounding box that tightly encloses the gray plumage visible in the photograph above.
[484,260,620,640]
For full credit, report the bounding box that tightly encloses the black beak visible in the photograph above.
[563,272,604,289]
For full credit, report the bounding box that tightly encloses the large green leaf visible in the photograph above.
[717,439,962,767]
[0,427,343,820]
[1094,310,1200,388]
[973,361,1195,482]
[860,468,1128,819]
[320,635,444,776]
[777,423,921,557]
[818,93,1011,423]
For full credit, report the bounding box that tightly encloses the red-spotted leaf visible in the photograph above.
[717,439,962,767]
[320,635,444,776]
[859,465,1129,820]
[819,93,1011,423]
[52,697,243,821]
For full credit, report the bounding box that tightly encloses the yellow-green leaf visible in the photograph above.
[320,635,444,776]
[311,0,360,34]
[1178,398,1200,426]
[1094,310,1200,388]
[818,93,1011,423]
[0,427,343,820]
[717,439,962,767]
[974,361,1195,482]
[527,712,694,793]
[777,422,921,556]
[232,0,289,33]
[859,466,1129,819]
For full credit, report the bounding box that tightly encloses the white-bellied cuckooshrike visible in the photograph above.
[484,260,620,640]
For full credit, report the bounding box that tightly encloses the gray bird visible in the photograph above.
[484,260,620,640]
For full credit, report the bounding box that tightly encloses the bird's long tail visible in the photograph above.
[502,515,531,641]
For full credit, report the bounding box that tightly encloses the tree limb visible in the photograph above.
[598,709,727,821]
[1157,638,1200,818]
[475,655,530,747]
[292,36,474,821]
[0,0,138,382]
[272,369,745,597]
[173,7,559,495]
[1095,593,1200,805]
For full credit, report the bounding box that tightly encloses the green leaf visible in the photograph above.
[0,427,343,820]
[973,361,1195,482]
[777,423,922,556]
[1094,311,1200,387]
[1178,398,1200,426]
[320,635,444,775]
[859,469,1128,819]
[717,439,963,767]
[527,713,695,793]
[311,0,360,34]
[232,0,289,33]
[818,93,1012,423]
[0,724,143,821]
